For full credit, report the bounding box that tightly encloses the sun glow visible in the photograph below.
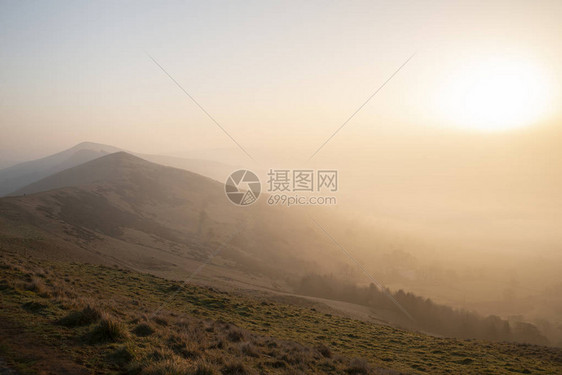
[436,57,550,131]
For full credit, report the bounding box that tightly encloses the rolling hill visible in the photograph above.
[1,248,561,374]
[0,151,555,349]
[0,152,344,288]
[0,142,121,196]
[0,142,238,197]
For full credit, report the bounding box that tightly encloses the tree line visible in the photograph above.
[295,274,548,346]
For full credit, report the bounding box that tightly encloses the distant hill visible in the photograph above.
[0,151,555,346]
[0,142,121,196]
[0,159,20,169]
[138,153,239,185]
[0,152,343,286]
[0,142,237,197]
[12,151,218,196]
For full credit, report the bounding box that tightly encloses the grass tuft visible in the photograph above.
[2,253,560,375]
[107,344,136,367]
[316,343,333,358]
[132,322,155,337]
[59,305,101,327]
[22,301,47,313]
[26,276,51,297]
[87,313,129,343]
[141,356,191,375]
[346,358,372,375]
[240,342,259,358]
[222,360,253,375]
[192,360,219,375]
[227,328,245,343]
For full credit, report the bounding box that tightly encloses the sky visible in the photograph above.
[1,0,561,163]
[3,1,562,337]
[1,0,562,251]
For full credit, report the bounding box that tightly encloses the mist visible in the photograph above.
[1,1,562,372]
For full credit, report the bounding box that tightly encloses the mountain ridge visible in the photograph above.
[0,142,238,197]
[0,148,556,347]
[11,151,221,196]
[0,142,121,196]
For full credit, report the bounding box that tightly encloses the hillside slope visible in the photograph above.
[0,142,121,196]
[0,152,556,348]
[1,251,560,374]
[0,152,346,288]
[0,142,236,196]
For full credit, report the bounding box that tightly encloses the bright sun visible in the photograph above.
[437,58,549,131]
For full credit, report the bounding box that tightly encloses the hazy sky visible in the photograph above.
[3,2,562,335]
[2,1,562,315]
[1,0,561,162]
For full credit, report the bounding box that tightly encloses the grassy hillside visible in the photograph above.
[1,151,561,363]
[0,152,351,281]
[1,250,560,375]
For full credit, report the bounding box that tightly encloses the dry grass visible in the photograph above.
[87,312,129,343]
[59,305,101,327]
[1,252,561,375]
[221,360,254,375]
[140,355,191,375]
[316,342,333,358]
[133,322,155,337]
[192,360,219,375]
[25,276,52,297]
[346,358,372,375]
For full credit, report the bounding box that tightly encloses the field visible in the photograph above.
[1,250,561,375]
